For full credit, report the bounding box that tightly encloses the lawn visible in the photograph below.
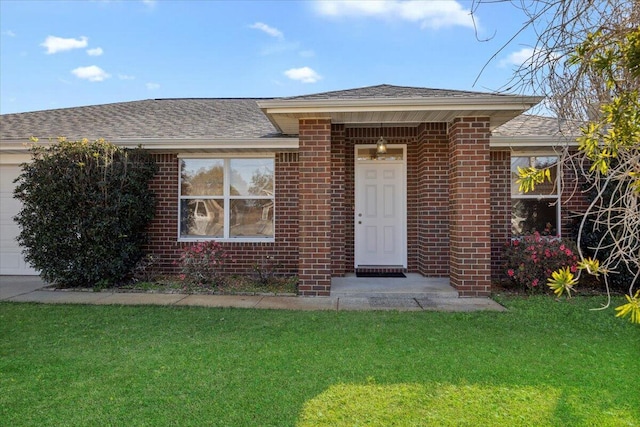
[1,296,638,426]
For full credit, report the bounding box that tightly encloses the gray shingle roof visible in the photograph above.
[0,98,281,141]
[1,85,561,142]
[283,84,513,100]
[492,114,580,137]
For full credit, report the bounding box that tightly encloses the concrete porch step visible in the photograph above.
[330,274,459,298]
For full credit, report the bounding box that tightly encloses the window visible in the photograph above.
[179,157,274,240]
[511,155,560,236]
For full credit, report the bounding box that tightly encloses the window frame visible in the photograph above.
[177,154,275,243]
[510,152,562,237]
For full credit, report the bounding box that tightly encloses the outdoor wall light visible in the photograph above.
[376,124,388,154]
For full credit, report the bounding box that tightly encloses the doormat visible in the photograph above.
[356,272,406,278]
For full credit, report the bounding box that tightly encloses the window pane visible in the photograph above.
[181,159,224,196]
[229,199,274,238]
[512,199,558,236]
[180,199,224,237]
[511,156,558,196]
[230,159,274,196]
[356,147,403,161]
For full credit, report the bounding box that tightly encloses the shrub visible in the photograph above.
[177,241,230,286]
[504,232,580,293]
[252,256,283,287]
[571,174,638,292]
[14,138,157,287]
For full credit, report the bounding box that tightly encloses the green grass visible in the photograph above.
[1,296,638,426]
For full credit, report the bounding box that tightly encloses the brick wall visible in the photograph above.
[143,152,300,277]
[449,117,492,297]
[490,150,511,279]
[561,151,590,235]
[416,123,450,276]
[330,124,347,275]
[488,149,590,282]
[298,119,332,296]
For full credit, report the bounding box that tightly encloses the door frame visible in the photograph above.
[354,144,407,269]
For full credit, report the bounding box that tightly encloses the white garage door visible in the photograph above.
[1,165,38,275]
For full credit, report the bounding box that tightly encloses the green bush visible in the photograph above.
[14,138,157,287]
[572,175,638,292]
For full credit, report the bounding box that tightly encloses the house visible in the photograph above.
[0,84,586,296]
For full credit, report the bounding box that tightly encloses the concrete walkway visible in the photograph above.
[0,275,505,312]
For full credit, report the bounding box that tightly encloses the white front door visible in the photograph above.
[354,147,406,268]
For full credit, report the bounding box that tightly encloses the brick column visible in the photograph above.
[298,118,332,296]
[448,117,492,297]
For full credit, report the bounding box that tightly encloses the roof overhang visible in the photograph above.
[257,96,544,135]
[490,134,579,149]
[0,137,299,155]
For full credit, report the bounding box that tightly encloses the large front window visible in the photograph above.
[511,155,560,236]
[179,157,274,240]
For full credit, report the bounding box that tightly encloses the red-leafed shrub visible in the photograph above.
[504,232,579,293]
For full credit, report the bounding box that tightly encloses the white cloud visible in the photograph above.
[41,35,88,54]
[3,30,16,37]
[142,0,157,7]
[71,65,110,82]
[499,47,534,67]
[118,74,135,80]
[86,47,104,56]
[146,82,160,90]
[250,22,284,39]
[314,0,474,29]
[284,67,322,83]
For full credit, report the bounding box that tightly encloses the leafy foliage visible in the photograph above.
[14,138,157,287]
[504,232,579,293]
[615,290,640,324]
[512,24,639,322]
[547,267,578,298]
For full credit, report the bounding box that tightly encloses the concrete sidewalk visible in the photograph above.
[0,276,506,312]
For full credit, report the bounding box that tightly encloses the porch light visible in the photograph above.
[376,125,388,154]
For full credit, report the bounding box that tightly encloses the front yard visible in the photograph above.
[1,296,638,426]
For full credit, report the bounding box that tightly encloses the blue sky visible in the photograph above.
[0,0,540,114]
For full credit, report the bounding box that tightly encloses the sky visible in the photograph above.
[0,0,541,114]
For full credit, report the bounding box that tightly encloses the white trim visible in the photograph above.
[177,157,276,243]
[490,135,579,148]
[510,153,562,237]
[257,96,543,111]
[0,138,299,154]
[354,144,407,268]
[0,153,31,165]
[178,153,275,159]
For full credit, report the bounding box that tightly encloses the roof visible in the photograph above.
[1,84,561,152]
[0,98,281,141]
[492,114,579,137]
[283,84,514,100]
[258,84,542,134]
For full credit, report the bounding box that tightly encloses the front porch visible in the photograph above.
[330,274,504,311]
[331,274,457,298]
[257,86,542,297]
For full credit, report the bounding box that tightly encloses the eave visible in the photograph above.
[0,137,299,155]
[258,95,543,135]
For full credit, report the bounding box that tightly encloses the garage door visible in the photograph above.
[1,165,38,275]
